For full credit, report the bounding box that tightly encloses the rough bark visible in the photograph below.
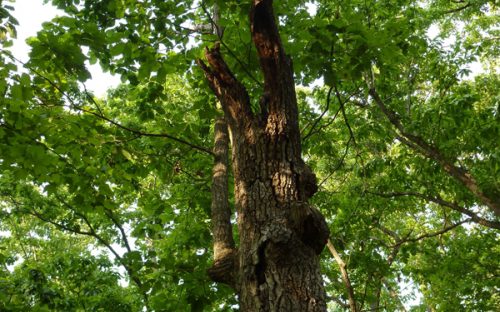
[199,1,329,311]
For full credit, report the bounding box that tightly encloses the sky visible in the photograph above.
[11,0,120,96]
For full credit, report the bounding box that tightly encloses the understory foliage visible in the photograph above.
[0,0,499,311]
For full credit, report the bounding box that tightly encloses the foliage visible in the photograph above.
[0,0,499,311]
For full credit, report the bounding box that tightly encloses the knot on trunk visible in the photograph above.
[296,160,318,200]
[291,203,330,255]
[301,206,330,254]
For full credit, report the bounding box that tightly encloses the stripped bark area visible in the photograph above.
[200,0,329,310]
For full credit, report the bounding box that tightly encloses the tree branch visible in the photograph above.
[368,88,500,217]
[335,85,357,146]
[368,225,406,311]
[23,195,150,308]
[250,0,302,149]
[328,295,350,309]
[302,87,362,141]
[197,2,262,87]
[327,239,358,312]
[402,219,471,244]
[318,135,352,188]
[83,91,213,155]
[104,208,132,254]
[250,0,287,90]
[302,86,334,141]
[443,2,472,14]
[5,52,213,156]
[369,191,500,230]
[197,43,253,129]
[383,280,408,312]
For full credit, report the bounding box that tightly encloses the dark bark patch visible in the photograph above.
[255,241,268,285]
[301,206,330,254]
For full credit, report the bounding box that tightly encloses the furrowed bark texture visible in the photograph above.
[199,1,329,311]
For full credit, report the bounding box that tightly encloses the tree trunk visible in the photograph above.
[199,1,330,311]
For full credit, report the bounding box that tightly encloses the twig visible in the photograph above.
[104,209,132,253]
[397,219,471,246]
[318,135,352,188]
[368,191,500,230]
[444,2,472,14]
[4,52,213,156]
[335,85,357,146]
[302,86,333,141]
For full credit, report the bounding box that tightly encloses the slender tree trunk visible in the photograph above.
[208,117,237,287]
[200,1,330,311]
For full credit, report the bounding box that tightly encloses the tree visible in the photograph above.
[1,0,499,311]
[196,1,330,309]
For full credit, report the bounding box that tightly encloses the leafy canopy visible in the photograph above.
[0,0,499,311]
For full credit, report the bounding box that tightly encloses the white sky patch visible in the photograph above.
[400,278,423,309]
[10,1,60,63]
[426,23,440,40]
[85,62,121,97]
[305,2,318,16]
[11,1,119,96]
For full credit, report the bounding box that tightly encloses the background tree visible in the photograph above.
[0,0,498,311]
